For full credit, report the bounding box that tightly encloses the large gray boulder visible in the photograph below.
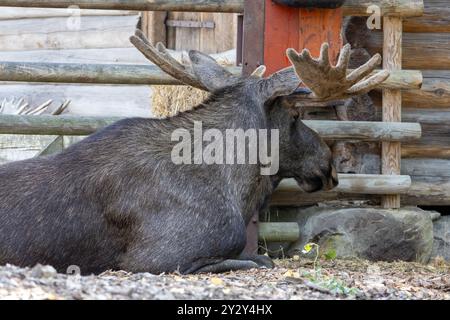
[286,206,435,263]
[431,215,450,261]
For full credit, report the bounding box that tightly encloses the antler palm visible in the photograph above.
[287,43,389,101]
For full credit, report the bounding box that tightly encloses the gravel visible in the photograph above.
[0,258,448,300]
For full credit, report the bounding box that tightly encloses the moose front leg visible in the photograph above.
[188,255,273,274]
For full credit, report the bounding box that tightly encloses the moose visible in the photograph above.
[0,30,388,275]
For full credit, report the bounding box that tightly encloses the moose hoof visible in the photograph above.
[193,259,260,274]
[239,253,275,269]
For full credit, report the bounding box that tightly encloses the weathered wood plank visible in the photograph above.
[306,120,421,142]
[401,158,450,177]
[277,174,412,195]
[0,83,151,117]
[0,8,136,20]
[0,15,139,51]
[0,0,245,13]
[258,222,299,242]
[0,115,422,142]
[404,0,450,33]
[0,48,150,65]
[0,61,241,85]
[366,32,450,70]
[342,0,423,17]
[402,108,450,124]
[0,0,424,17]
[372,71,450,110]
[381,15,402,208]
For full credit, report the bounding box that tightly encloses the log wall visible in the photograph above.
[328,0,450,206]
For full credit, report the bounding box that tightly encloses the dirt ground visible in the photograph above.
[0,258,448,300]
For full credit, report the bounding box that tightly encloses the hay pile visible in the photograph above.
[151,49,235,118]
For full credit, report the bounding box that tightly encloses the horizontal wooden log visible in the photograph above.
[404,0,450,33]
[366,33,450,70]
[342,0,423,17]
[0,0,424,16]
[403,122,450,159]
[271,183,450,206]
[402,146,450,159]
[0,61,421,90]
[0,0,245,13]
[402,108,450,124]
[378,69,422,90]
[0,8,136,20]
[0,61,241,85]
[258,222,299,242]
[401,158,450,177]
[402,176,450,206]
[0,115,422,142]
[277,174,412,195]
[403,71,450,108]
[372,71,450,109]
[305,121,421,142]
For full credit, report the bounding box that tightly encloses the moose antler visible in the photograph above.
[287,43,389,101]
[130,29,208,91]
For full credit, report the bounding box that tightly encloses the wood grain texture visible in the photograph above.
[305,120,421,142]
[0,8,136,20]
[366,32,450,70]
[0,15,140,51]
[404,0,450,33]
[381,16,402,208]
[0,83,151,117]
[258,222,299,242]
[277,174,412,195]
[0,0,244,12]
[372,70,450,108]
[142,11,167,46]
[0,61,241,85]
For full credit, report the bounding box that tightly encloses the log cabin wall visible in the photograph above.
[0,8,149,164]
[272,0,450,207]
[372,0,450,206]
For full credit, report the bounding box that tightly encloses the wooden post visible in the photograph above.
[141,11,168,46]
[381,16,403,208]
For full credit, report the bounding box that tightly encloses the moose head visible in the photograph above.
[130,29,388,194]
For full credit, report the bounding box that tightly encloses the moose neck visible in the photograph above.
[196,92,275,224]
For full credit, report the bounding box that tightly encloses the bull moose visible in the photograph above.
[0,30,388,274]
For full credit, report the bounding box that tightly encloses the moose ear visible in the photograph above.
[189,50,239,92]
[259,67,301,101]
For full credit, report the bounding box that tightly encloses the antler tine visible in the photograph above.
[347,70,390,95]
[130,29,207,91]
[251,65,267,78]
[335,44,351,74]
[346,53,382,84]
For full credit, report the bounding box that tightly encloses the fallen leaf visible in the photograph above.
[210,277,224,285]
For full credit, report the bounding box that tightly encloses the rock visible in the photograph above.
[287,206,434,263]
[431,215,450,261]
[30,264,57,279]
